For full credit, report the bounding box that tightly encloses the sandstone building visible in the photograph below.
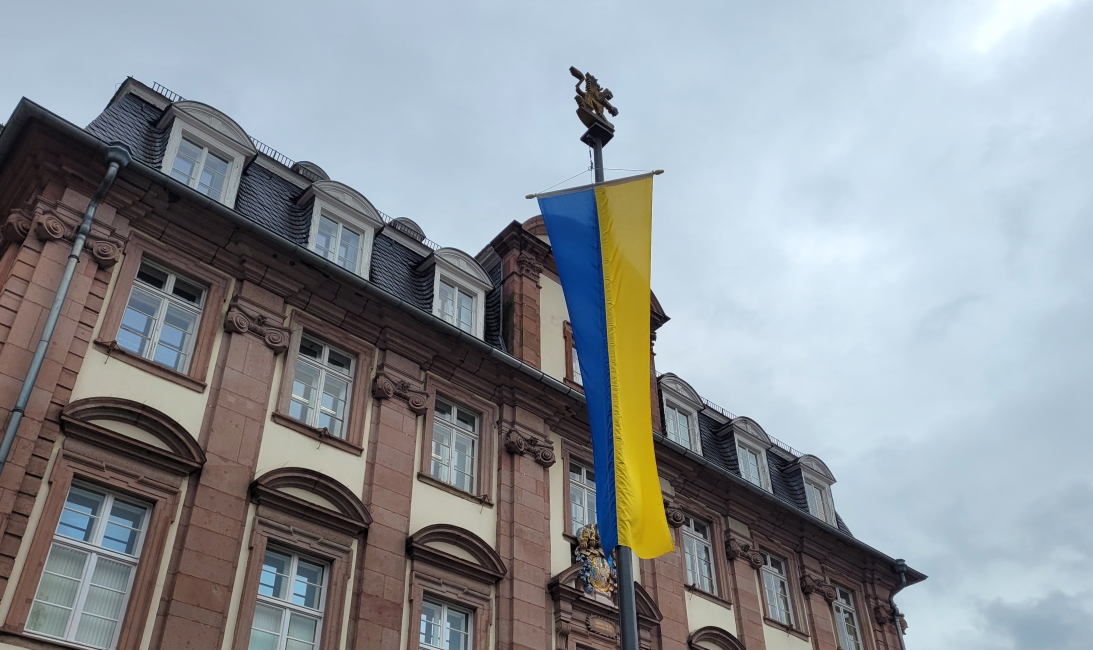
[0,78,923,650]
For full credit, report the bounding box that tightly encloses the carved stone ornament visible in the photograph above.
[33,214,67,241]
[1,210,32,244]
[87,239,122,269]
[516,251,543,278]
[800,572,837,603]
[370,371,428,415]
[574,524,617,597]
[587,614,618,639]
[503,428,556,468]
[873,602,908,631]
[554,619,571,650]
[725,533,764,570]
[223,298,291,355]
[663,498,686,528]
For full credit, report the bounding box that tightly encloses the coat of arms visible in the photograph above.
[575,524,617,596]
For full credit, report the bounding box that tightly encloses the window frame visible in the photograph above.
[307,210,374,279]
[94,234,230,392]
[419,598,473,650]
[288,335,355,437]
[428,398,480,495]
[5,441,188,650]
[751,538,808,638]
[115,259,206,375]
[435,276,479,336]
[272,311,375,455]
[561,321,583,390]
[158,105,253,208]
[425,249,493,341]
[418,377,498,506]
[681,514,717,596]
[734,439,771,491]
[568,459,597,536]
[168,137,232,202]
[832,584,864,650]
[663,401,698,451]
[249,546,329,650]
[804,480,835,525]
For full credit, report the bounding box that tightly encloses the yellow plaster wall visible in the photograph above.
[762,625,813,650]
[685,590,738,637]
[539,275,569,383]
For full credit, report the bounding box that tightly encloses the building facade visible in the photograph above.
[0,79,922,650]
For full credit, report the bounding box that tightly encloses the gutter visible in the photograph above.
[0,99,585,407]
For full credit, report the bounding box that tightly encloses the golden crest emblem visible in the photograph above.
[575,524,617,596]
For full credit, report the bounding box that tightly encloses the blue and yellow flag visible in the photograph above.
[537,173,673,559]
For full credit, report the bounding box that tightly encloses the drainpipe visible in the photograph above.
[0,143,131,474]
[889,558,909,650]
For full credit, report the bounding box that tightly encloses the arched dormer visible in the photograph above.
[251,467,371,536]
[300,181,385,279]
[407,524,507,583]
[688,626,746,650]
[157,100,257,207]
[658,373,705,452]
[729,416,774,492]
[421,248,494,339]
[792,455,839,526]
[291,160,330,182]
[60,397,205,475]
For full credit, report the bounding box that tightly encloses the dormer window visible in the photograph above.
[169,138,230,201]
[729,417,774,492]
[424,249,493,340]
[657,373,706,454]
[795,454,838,526]
[158,101,257,208]
[301,182,384,280]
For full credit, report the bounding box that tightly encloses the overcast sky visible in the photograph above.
[3,1,1091,648]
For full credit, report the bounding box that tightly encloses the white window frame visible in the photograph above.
[117,260,206,374]
[804,480,835,525]
[436,277,479,336]
[159,104,252,208]
[420,599,472,650]
[25,483,149,650]
[568,461,596,535]
[302,183,383,280]
[430,399,480,494]
[657,374,705,454]
[426,249,493,340]
[310,211,372,277]
[289,335,355,438]
[681,515,716,595]
[832,585,863,650]
[761,552,794,626]
[249,547,328,650]
[735,439,770,490]
[730,417,774,493]
[570,344,582,386]
[663,401,698,451]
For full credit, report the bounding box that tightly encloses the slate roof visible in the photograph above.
[85,90,492,341]
[87,86,852,538]
[671,401,854,536]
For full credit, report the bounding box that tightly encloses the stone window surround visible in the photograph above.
[561,321,583,391]
[669,495,733,608]
[828,579,869,650]
[271,310,376,455]
[418,376,499,507]
[3,399,205,650]
[230,468,369,650]
[405,525,506,650]
[753,534,811,641]
[94,233,231,393]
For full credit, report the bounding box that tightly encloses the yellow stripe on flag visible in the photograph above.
[596,178,674,559]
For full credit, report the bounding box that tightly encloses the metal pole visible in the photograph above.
[590,132,640,650]
[0,144,131,473]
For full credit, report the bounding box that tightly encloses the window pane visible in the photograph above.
[136,263,169,290]
[155,304,197,371]
[456,291,473,333]
[326,348,353,374]
[420,601,442,648]
[102,500,146,556]
[287,613,319,649]
[171,140,202,185]
[435,400,453,422]
[291,361,321,425]
[455,408,477,433]
[315,217,338,261]
[27,544,88,637]
[250,603,283,650]
[73,612,117,648]
[198,151,229,200]
[118,288,161,357]
[439,282,455,323]
[293,560,325,610]
[452,432,476,492]
[171,277,205,306]
[318,374,349,437]
[58,487,104,542]
[338,226,361,272]
[299,337,324,360]
[259,550,292,600]
[446,608,469,650]
[431,424,452,483]
[26,601,73,638]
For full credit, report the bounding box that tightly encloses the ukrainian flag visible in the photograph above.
[537,173,673,559]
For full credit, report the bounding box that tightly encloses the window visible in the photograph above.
[682,515,715,594]
[664,403,694,450]
[420,600,471,650]
[430,399,479,493]
[833,586,863,650]
[737,443,765,487]
[249,548,327,650]
[25,485,148,650]
[438,279,476,334]
[313,214,365,274]
[169,138,230,202]
[289,336,354,438]
[569,462,596,535]
[570,346,582,385]
[761,553,793,626]
[116,260,205,374]
[805,481,831,523]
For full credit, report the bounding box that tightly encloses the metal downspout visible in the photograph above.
[0,144,132,473]
[890,558,909,650]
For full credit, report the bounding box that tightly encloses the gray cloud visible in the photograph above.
[3,1,1093,648]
